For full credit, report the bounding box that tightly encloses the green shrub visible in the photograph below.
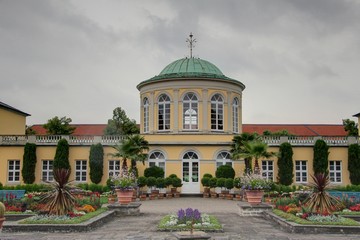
[89,143,104,184]
[0,182,3,190]
[144,166,164,178]
[209,178,217,190]
[216,178,226,189]
[164,177,173,188]
[147,177,157,189]
[201,177,211,187]
[137,176,147,188]
[233,177,242,189]
[225,178,234,190]
[156,177,165,189]
[22,143,37,184]
[277,142,293,186]
[203,173,213,178]
[215,165,235,179]
[348,144,360,185]
[172,177,183,189]
[313,139,329,175]
[168,174,178,178]
[54,139,70,171]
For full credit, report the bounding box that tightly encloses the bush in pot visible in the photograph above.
[172,177,183,197]
[215,165,235,179]
[201,175,211,194]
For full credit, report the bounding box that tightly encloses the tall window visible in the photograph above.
[75,160,87,182]
[158,94,170,131]
[329,161,342,183]
[8,160,20,182]
[232,98,239,133]
[182,151,199,183]
[183,93,198,130]
[295,160,307,183]
[211,94,224,131]
[108,160,120,177]
[149,151,165,171]
[216,151,232,168]
[42,160,53,181]
[262,160,274,181]
[143,97,149,133]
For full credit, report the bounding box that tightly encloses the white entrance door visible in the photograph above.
[181,152,200,193]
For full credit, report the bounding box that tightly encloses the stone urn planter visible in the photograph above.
[115,189,134,205]
[245,190,264,205]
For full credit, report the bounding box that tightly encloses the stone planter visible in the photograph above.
[0,217,5,229]
[140,194,147,201]
[115,189,133,205]
[108,195,116,204]
[235,194,242,201]
[210,192,217,198]
[203,192,210,198]
[245,190,264,205]
[173,192,180,198]
[166,193,173,199]
[158,193,164,199]
[226,194,233,200]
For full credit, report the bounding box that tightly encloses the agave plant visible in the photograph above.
[304,173,342,214]
[41,168,76,215]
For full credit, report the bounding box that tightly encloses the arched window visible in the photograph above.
[158,94,170,131]
[149,151,165,171]
[216,151,232,168]
[232,98,239,133]
[143,97,149,133]
[183,93,198,130]
[211,94,224,131]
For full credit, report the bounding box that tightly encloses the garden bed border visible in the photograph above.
[263,211,360,234]
[2,210,115,232]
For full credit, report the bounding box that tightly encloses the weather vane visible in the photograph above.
[186,32,196,58]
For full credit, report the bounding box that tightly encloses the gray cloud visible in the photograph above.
[0,0,359,125]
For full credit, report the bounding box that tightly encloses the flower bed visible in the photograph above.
[158,208,222,232]
[20,207,107,224]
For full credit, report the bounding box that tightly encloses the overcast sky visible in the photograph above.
[1,0,359,126]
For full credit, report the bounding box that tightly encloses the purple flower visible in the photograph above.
[193,209,201,221]
[185,208,194,219]
[177,209,185,221]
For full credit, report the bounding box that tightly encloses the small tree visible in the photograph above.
[104,107,139,135]
[348,144,360,184]
[225,178,234,191]
[313,139,329,175]
[89,143,104,184]
[54,139,70,171]
[43,116,76,135]
[144,166,164,178]
[215,165,235,179]
[22,143,37,184]
[343,119,359,136]
[277,142,294,186]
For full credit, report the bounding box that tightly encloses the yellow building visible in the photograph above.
[0,55,359,193]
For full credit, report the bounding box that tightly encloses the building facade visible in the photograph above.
[0,56,359,193]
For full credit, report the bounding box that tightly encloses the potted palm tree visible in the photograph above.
[0,201,5,229]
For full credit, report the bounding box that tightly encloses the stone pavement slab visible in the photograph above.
[1,198,360,239]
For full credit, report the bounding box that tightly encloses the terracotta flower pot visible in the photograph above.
[115,189,133,205]
[245,190,264,205]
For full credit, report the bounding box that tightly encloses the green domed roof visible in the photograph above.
[159,57,224,76]
[137,57,245,90]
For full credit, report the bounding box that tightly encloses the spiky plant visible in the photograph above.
[41,168,75,215]
[304,173,342,214]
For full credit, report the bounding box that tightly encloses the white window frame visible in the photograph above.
[329,160,342,183]
[216,151,233,168]
[108,160,120,178]
[42,160,54,182]
[183,93,198,130]
[262,160,274,181]
[143,97,149,133]
[8,160,20,182]
[158,94,170,131]
[75,160,87,182]
[232,97,239,133]
[148,151,166,172]
[211,94,224,131]
[295,160,307,183]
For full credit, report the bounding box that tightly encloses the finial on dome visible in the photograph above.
[186,32,196,58]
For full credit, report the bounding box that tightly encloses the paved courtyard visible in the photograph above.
[1,197,359,240]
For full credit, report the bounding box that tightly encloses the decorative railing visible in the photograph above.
[0,135,358,146]
[0,135,124,146]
